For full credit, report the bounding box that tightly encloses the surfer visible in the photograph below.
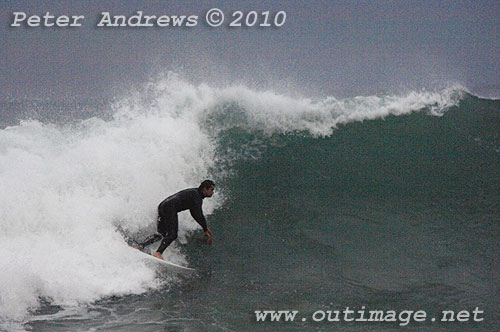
[136,180,215,259]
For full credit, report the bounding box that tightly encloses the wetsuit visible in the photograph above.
[138,188,208,254]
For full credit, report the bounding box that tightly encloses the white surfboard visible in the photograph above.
[136,250,195,273]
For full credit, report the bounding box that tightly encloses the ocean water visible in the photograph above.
[0,74,498,331]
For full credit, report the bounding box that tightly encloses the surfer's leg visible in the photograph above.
[156,209,178,254]
[135,215,164,249]
[136,234,163,249]
[157,214,167,235]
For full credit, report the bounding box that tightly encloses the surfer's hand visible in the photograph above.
[153,252,164,260]
[204,229,213,243]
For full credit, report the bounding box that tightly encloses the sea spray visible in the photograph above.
[0,73,469,325]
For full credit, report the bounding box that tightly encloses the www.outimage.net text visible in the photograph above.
[254,307,485,326]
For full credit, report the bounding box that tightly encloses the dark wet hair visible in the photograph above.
[199,180,215,190]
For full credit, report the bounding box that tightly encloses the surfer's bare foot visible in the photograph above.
[133,245,141,250]
[153,252,163,260]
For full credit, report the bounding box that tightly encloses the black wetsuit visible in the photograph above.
[139,188,208,254]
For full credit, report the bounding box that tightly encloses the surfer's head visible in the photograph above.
[199,180,215,198]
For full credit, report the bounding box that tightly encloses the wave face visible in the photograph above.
[0,73,499,330]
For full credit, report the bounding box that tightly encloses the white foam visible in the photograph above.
[0,78,219,323]
[0,72,464,323]
[207,84,463,136]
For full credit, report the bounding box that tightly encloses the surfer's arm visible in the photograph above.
[190,206,208,232]
[204,229,213,242]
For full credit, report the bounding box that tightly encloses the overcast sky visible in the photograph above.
[1,0,499,99]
